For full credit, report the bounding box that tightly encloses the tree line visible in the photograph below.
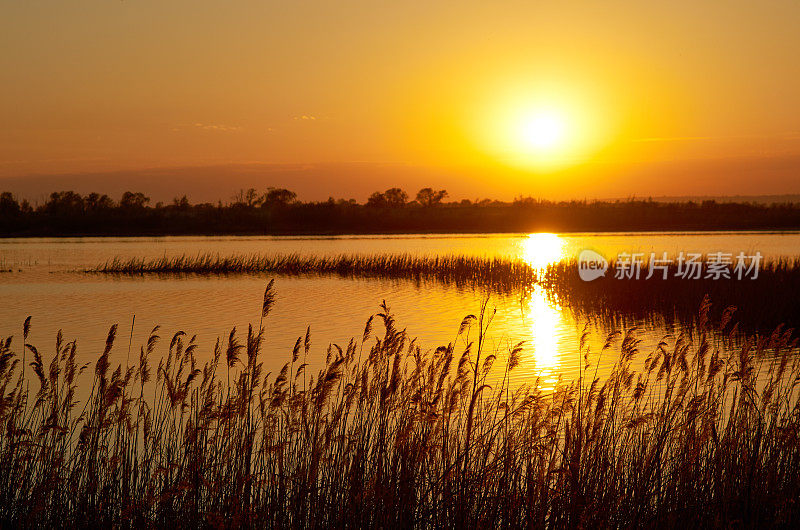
[2,187,800,236]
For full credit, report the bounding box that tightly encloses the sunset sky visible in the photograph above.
[2,0,799,201]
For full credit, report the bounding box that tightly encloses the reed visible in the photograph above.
[1,284,800,527]
[92,253,539,293]
[544,257,800,331]
[93,252,800,331]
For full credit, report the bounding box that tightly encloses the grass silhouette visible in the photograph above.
[93,252,800,330]
[1,283,800,526]
[93,253,538,294]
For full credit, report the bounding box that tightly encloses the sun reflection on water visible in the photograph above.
[521,233,566,269]
[519,234,567,389]
[525,285,561,370]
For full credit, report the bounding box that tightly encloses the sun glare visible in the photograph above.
[503,105,575,169]
[472,78,610,172]
[521,232,566,270]
[520,111,567,151]
[517,233,568,387]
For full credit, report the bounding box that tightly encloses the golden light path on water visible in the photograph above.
[519,233,567,390]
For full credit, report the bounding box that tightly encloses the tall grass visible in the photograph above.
[2,284,800,527]
[544,258,800,331]
[93,253,538,293]
[94,252,800,331]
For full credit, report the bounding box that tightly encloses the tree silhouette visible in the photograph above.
[233,188,262,208]
[172,195,191,210]
[85,192,115,211]
[261,188,297,207]
[2,186,800,236]
[367,188,408,208]
[416,188,448,207]
[0,192,20,216]
[119,191,150,210]
[43,191,85,215]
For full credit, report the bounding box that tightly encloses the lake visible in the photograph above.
[1,231,799,390]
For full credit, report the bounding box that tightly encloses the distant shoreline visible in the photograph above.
[4,190,800,237]
[4,227,800,239]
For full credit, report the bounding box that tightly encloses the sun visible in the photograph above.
[475,99,585,170]
[501,105,575,169]
[471,79,610,171]
[520,111,567,151]
[521,232,566,269]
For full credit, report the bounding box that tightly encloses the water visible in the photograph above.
[1,231,799,390]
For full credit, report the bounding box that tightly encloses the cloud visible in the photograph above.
[632,133,800,143]
[293,115,317,121]
[192,123,242,132]
[170,123,242,132]
[631,136,719,143]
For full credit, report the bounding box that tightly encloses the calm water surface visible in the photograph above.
[1,232,799,390]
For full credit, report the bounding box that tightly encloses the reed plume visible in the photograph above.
[0,284,799,527]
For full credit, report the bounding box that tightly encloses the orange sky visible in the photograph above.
[1,0,799,201]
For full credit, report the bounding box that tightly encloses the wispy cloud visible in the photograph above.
[192,123,242,132]
[631,136,718,143]
[632,133,800,143]
[171,123,242,132]
[293,115,317,121]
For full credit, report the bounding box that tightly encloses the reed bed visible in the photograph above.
[2,283,800,527]
[543,258,800,332]
[95,252,800,332]
[93,253,538,293]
